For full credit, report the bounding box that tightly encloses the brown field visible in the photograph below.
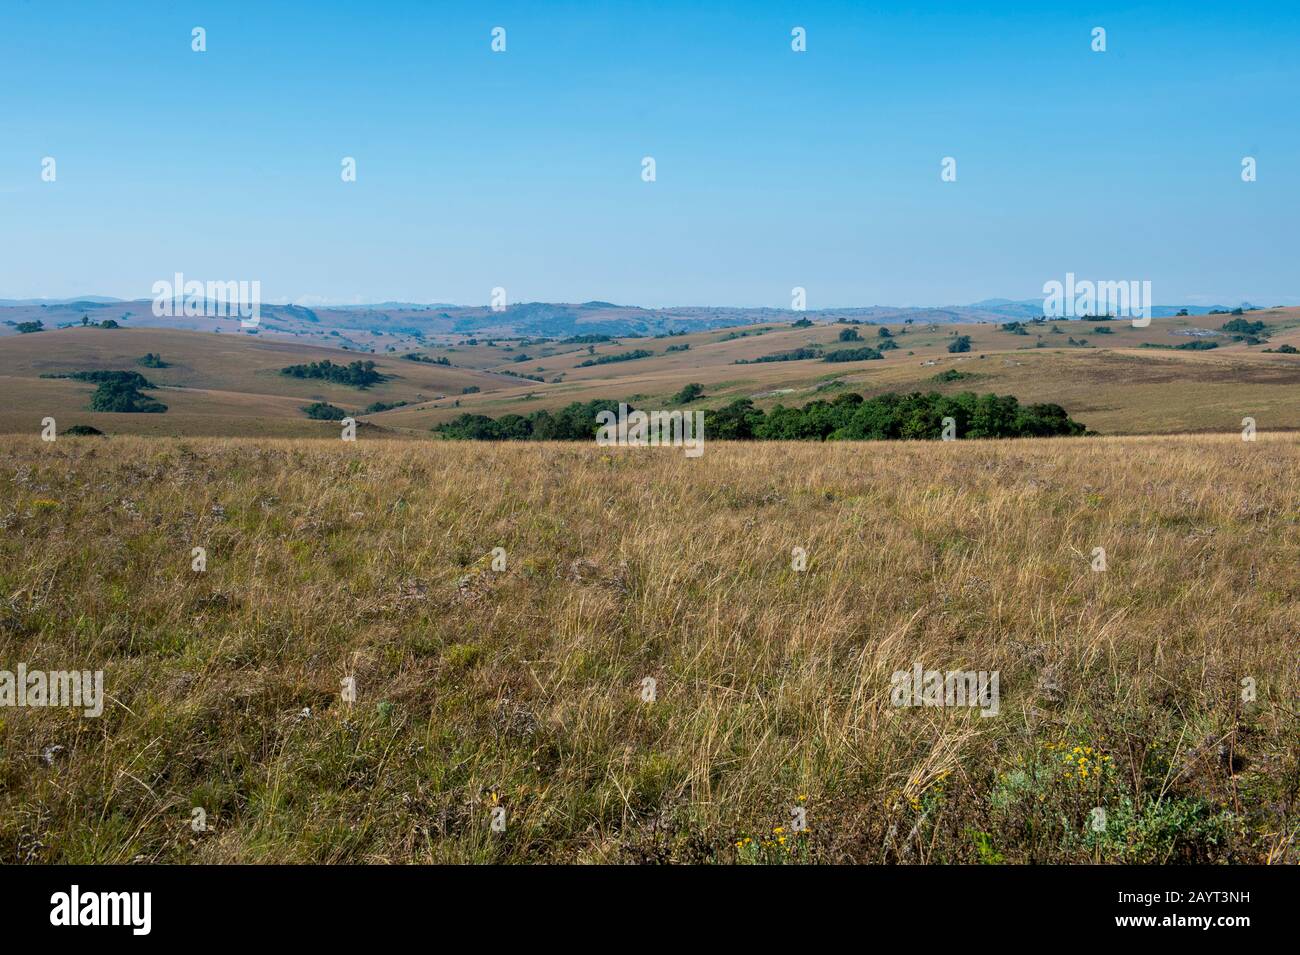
[3,310,1299,439]
[0,434,1295,863]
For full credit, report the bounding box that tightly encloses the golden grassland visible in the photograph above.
[0,433,1296,864]
[3,310,1299,439]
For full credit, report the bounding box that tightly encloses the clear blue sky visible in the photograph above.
[2,1,1296,307]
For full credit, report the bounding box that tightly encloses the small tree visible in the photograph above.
[672,382,705,403]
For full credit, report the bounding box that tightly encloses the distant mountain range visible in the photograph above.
[0,296,1274,350]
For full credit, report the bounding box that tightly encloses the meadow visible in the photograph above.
[3,309,1300,439]
[0,433,1295,863]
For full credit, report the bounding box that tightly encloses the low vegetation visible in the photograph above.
[822,346,883,363]
[0,435,1293,862]
[431,390,1086,442]
[434,399,623,441]
[735,347,820,365]
[64,370,168,414]
[705,391,1086,440]
[578,349,654,368]
[280,360,386,389]
[301,401,350,421]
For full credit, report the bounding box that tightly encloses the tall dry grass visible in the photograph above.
[0,433,1296,863]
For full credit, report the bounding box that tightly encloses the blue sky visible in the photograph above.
[2,1,1297,307]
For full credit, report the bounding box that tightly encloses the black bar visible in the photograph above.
[0,864,1290,940]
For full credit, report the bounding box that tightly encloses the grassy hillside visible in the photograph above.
[0,327,518,437]
[2,310,1299,437]
[0,435,1295,863]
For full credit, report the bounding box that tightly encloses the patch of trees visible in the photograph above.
[1222,317,1263,340]
[838,328,861,342]
[301,401,349,420]
[432,390,1087,442]
[1263,344,1297,354]
[433,398,627,441]
[578,349,653,367]
[15,321,44,334]
[665,343,690,352]
[560,334,613,344]
[948,335,973,353]
[1139,340,1218,351]
[672,383,705,403]
[79,370,167,413]
[822,346,884,362]
[362,400,408,413]
[137,353,169,367]
[402,353,450,365]
[706,391,1086,440]
[735,347,820,364]
[280,359,386,388]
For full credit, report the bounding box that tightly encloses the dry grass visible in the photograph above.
[0,434,1296,863]
[5,311,1300,439]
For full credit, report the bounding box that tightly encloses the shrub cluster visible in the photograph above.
[77,371,167,413]
[577,349,653,367]
[280,359,386,388]
[705,391,1084,440]
[433,398,625,440]
[433,391,1086,441]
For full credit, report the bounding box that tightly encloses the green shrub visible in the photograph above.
[281,360,386,388]
[822,346,883,363]
[301,402,349,420]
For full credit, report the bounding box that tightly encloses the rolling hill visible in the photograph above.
[2,308,1299,438]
